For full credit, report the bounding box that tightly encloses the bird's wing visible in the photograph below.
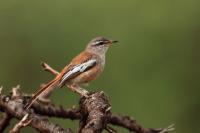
[58,59,96,86]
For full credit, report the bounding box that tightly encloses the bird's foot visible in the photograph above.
[67,84,89,98]
[77,88,89,98]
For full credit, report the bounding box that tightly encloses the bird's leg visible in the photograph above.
[67,84,89,98]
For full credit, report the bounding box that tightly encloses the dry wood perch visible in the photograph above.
[0,62,175,133]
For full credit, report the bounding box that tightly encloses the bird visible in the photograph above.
[25,36,118,109]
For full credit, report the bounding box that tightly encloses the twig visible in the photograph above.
[109,114,145,132]
[153,124,175,133]
[109,114,174,133]
[41,62,59,75]
[10,114,32,133]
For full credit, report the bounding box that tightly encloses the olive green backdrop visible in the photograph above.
[0,0,199,133]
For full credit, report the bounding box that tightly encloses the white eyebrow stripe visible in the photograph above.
[93,40,103,45]
[58,59,96,86]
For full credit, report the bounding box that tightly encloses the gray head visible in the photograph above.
[86,37,118,55]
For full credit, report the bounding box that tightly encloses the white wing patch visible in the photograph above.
[59,59,96,86]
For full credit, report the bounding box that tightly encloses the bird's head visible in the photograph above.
[86,36,118,54]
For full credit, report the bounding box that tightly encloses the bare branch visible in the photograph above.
[0,88,174,133]
[0,66,175,133]
[0,94,73,133]
[23,91,174,133]
[32,102,80,120]
[109,114,174,133]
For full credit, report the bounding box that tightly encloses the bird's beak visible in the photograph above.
[108,40,118,45]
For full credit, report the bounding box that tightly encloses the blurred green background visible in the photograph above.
[0,0,200,133]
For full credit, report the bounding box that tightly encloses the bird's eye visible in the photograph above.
[93,41,104,46]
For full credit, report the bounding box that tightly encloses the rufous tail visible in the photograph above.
[25,78,60,109]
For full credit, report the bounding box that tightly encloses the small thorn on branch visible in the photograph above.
[154,124,175,133]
